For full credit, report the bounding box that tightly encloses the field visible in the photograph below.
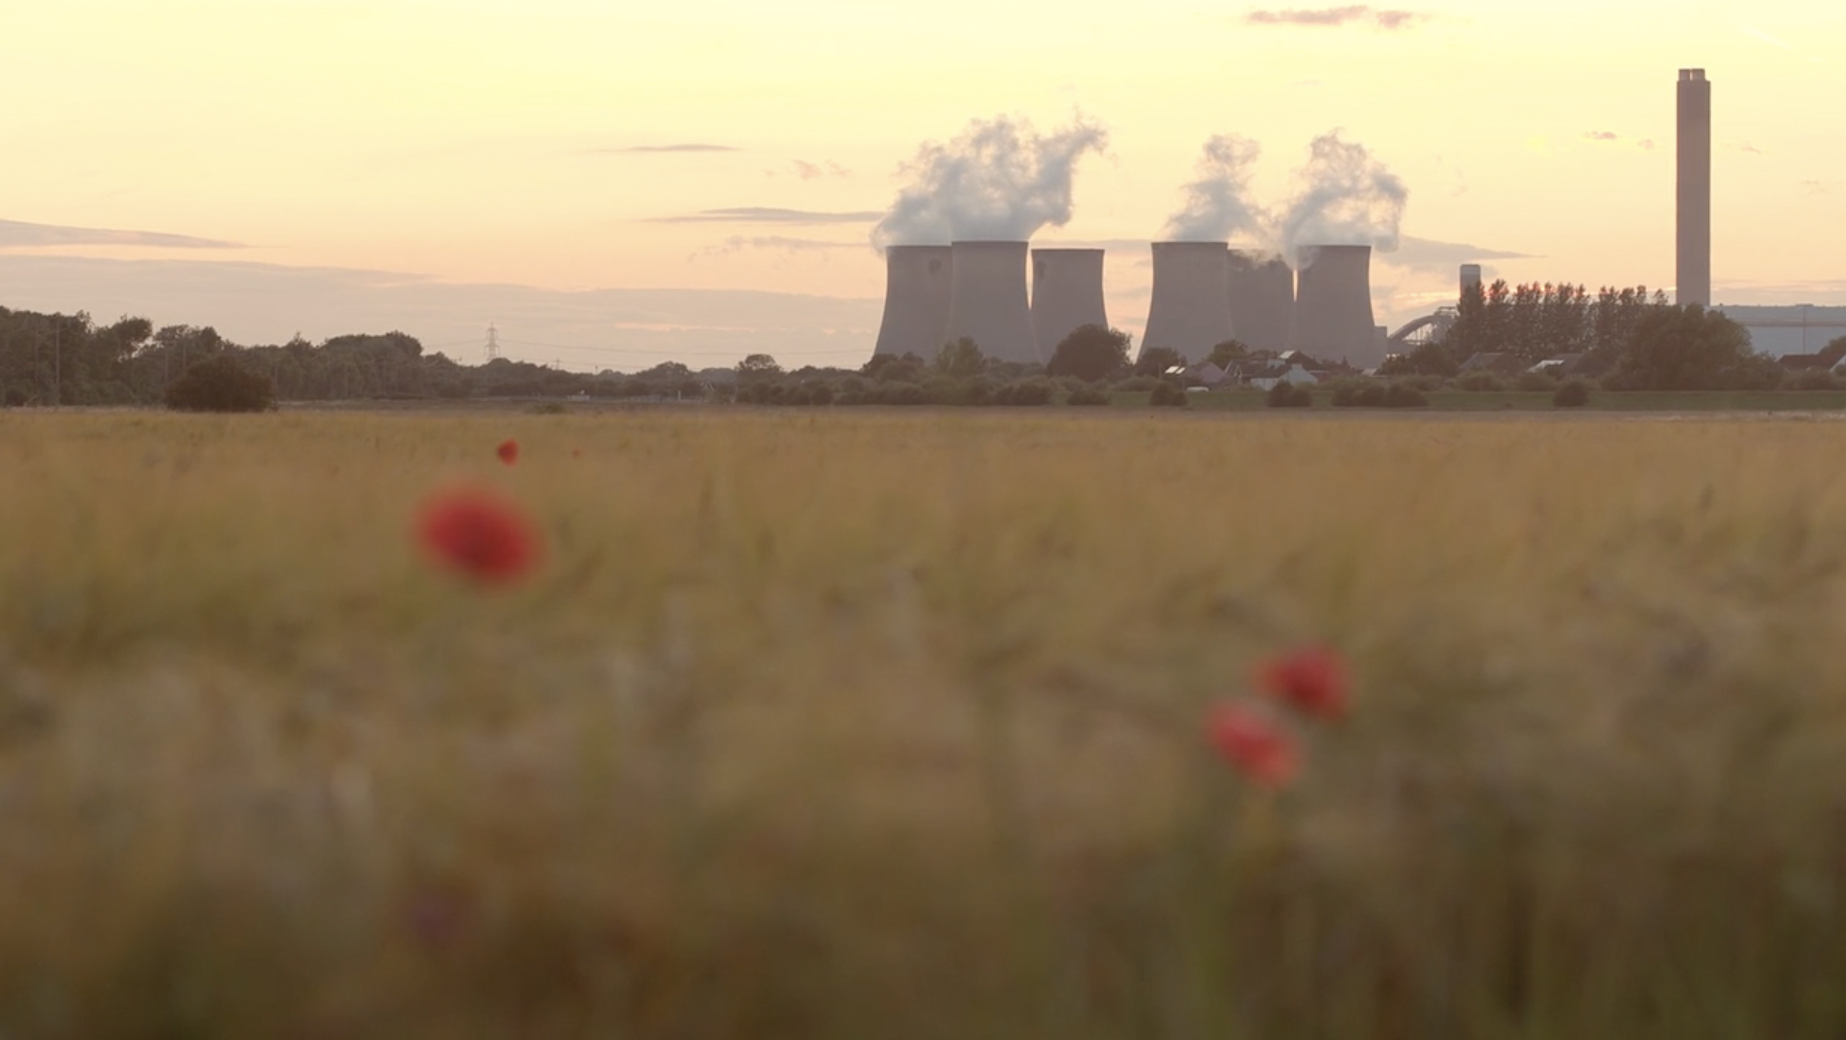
[4,409,1846,1039]
[1128,388,1846,412]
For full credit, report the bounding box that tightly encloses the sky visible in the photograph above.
[2,0,1843,370]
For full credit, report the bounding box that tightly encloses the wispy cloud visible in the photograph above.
[0,219,242,250]
[590,143,740,155]
[1244,6,1431,29]
[1382,236,1537,273]
[649,207,882,225]
[1801,180,1839,195]
[697,236,861,258]
[1581,131,1656,152]
[792,159,851,181]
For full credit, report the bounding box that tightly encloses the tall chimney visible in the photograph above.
[1290,245,1380,369]
[943,241,1038,365]
[1031,248,1109,362]
[1143,242,1236,364]
[1460,263,1483,298]
[872,245,953,359]
[1678,68,1711,307]
[1227,250,1294,355]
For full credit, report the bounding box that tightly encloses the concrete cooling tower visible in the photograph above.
[872,245,953,358]
[1226,250,1294,355]
[1030,248,1108,361]
[1290,245,1381,369]
[943,241,1038,365]
[1142,242,1236,363]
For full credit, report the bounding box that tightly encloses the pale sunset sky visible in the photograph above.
[2,0,1842,369]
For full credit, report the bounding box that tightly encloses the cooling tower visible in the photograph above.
[1291,245,1380,369]
[943,241,1037,365]
[872,245,953,358]
[1142,242,1236,363]
[1677,68,1711,307]
[1031,248,1108,361]
[1226,250,1294,354]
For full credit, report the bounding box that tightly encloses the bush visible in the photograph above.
[1265,382,1311,409]
[527,402,569,415]
[1111,376,1162,393]
[1455,371,1506,392]
[994,380,1055,407]
[1066,387,1110,407]
[1330,380,1384,408]
[1331,380,1425,409]
[1553,380,1592,408]
[1149,381,1189,408]
[1514,371,1560,392]
[1790,370,1839,392]
[164,354,275,413]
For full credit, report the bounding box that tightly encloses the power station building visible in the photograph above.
[1678,69,1712,308]
[942,241,1038,365]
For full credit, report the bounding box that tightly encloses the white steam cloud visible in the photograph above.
[872,115,1110,249]
[1159,129,1408,268]
[1162,135,1268,243]
[1275,131,1407,265]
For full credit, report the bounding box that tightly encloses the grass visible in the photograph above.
[1115,388,1846,412]
[4,408,1846,1038]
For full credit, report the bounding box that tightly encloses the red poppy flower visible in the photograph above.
[414,487,542,585]
[1256,646,1349,722]
[496,439,519,466]
[1205,702,1298,788]
[571,448,582,459]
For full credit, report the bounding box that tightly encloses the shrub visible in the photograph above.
[1265,382,1311,409]
[1514,371,1560,392]
[1330,380,1384,408]
[1149,381,1190,408]
[1455,372,1506,392]
[994,380,1055,407]
[1382,383,1428,408]
[527,402,569,415]
[164,354,275,413]
[1066,387,1110,407]
[1790,370,1839,392]
[1553,380,1592,408]
[1112,376,1161,393]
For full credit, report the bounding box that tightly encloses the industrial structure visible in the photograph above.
[1030,248,1108,361]
[1142,242,1237,362]
[872,245,954,358]
[942,241,1038,365]
[1678,68,1712,307]
[1226,250,1295,354]
[1290,245,1382,369]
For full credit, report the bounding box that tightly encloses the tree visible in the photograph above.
[934,337,985,379]
[1206,340,1250,369]
[737,353,782,384]
[1606,305,1771,390]
[1134,346,1186,378]
[164,354,275,412]
[1818,336,1846,369]
[1045,324,1131,382]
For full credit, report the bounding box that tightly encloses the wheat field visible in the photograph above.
[3,408,1846,1039]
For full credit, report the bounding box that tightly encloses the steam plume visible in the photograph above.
[1162,134,1268,242]
[1275,131,1407,265]
[872,115,1109,249]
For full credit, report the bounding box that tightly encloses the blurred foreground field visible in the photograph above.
[4,409,1846,1039]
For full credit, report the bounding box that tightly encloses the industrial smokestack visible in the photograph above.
[872,245,953,358]
[1031,248,1108,361]
[1291,245,1380,368]
[1677,68,1711,307]
[1460,263,1483,297]
[942,241,1037,365]
[1143,242,1236,363]
[1226,250,1294,354]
